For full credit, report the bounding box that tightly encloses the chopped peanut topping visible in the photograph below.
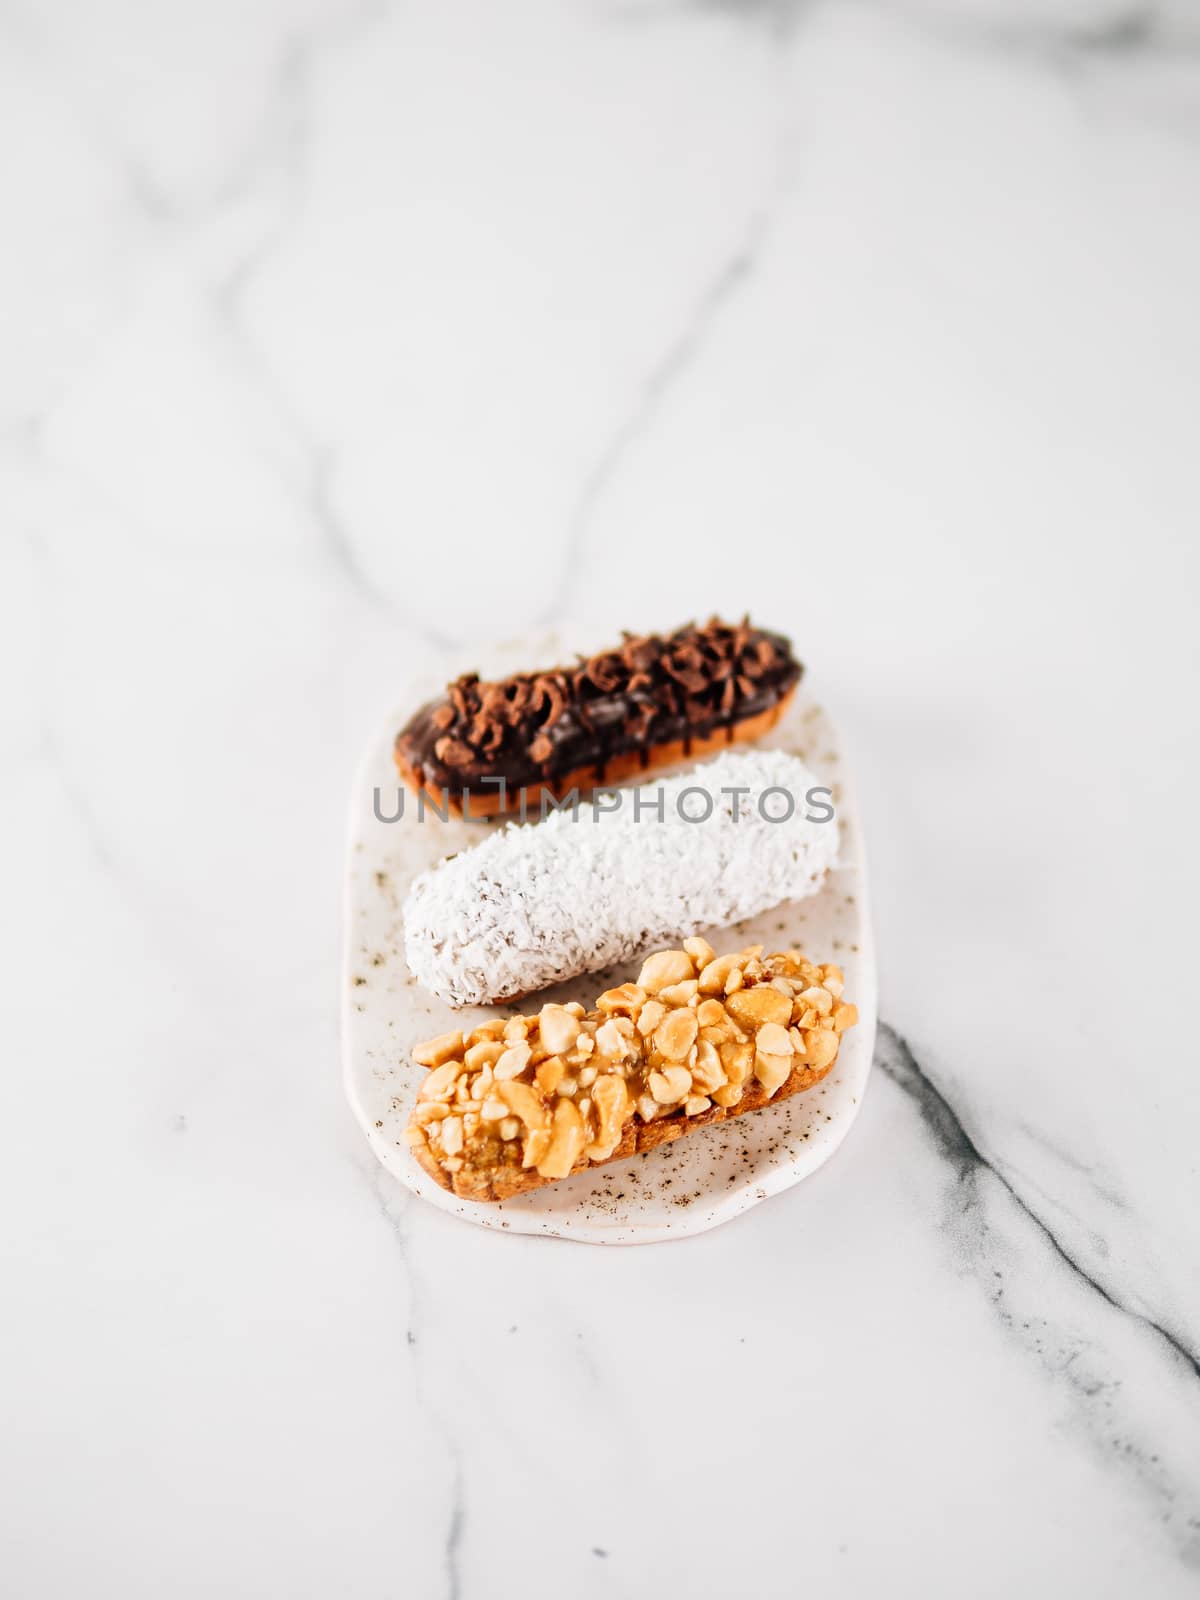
[407,944,856,1190]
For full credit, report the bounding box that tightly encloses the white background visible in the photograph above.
[2,2,1199,1595]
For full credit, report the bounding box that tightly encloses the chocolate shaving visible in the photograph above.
[534,673,568,727]
[449,681,471,720]
[627,703,656,741]
[587,655,623,693]
[671,668,709,695]
[622,636,658,673]
[433,736,475,768]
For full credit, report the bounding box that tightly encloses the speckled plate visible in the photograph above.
[342,633,876,1244]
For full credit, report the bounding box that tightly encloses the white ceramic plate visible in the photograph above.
[342,635,876,1244]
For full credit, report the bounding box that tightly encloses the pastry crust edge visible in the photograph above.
[409,1051,835,1204]
[393,690,795,820]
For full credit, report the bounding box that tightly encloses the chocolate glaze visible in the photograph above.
[394,618,802,798]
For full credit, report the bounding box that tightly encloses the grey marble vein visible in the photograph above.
[876,1021,1200,1563]
[22,730,117,876]
[1009,1116,1129,1215]
[876,1022,1199,1380]
[880,0,1200,62]
[199,0,458,654]
[368,1162,471,1598]
[208,23,392,619]
[444,1454,465,1600]
[608,0,806,34]
[541,200,774,622]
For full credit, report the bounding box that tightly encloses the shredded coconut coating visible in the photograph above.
[403,750,839,1007]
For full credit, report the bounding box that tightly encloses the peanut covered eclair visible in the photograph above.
[405,942,858,1202]
[394,617,801,818]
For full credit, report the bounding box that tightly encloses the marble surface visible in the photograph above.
[3,1,1199,1595]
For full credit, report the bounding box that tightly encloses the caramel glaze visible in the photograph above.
[394,620,801,801]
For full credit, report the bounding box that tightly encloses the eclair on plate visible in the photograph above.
[394,616,801,818]
[405,942,858,1202]
[403,748,838,1007]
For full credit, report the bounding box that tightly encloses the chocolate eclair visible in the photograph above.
[394,617,802,817]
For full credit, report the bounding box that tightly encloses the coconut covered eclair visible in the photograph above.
[394,617,801,818]
[405,942,858,1202]
[402,748,838,1007]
